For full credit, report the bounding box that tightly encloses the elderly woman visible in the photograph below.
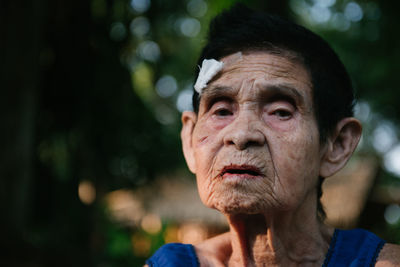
[146,4,400,267]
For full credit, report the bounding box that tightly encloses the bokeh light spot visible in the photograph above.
[313,0,336,8]
[131,0,150,13]
[384,204,400,224]
[130,16,150,37]
[141,214,162,234]
[187,0,207,18]
[177,223,207,244]
[354,101,371,122]
[289,0,309,17]
[137,40,160,62]
[310,5,331,23]
[106,190,144,226]
[372,121,397,154]
[132,62,154,102]
[344,2,363,22]
[176,87,193,112]
[178,18,201,37]
[78,180,96,205]
[156,75,177,98]
[384,144,400,177]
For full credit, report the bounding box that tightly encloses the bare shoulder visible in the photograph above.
[194,232,231,267]
[375,243,400,267]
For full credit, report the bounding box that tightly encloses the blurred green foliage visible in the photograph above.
[1,0,400,266]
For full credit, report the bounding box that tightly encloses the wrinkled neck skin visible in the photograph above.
[225,193,333,267]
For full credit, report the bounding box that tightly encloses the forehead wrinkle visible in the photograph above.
[200,53,313,109]
[220,53,312,87]
[223,57,298,74]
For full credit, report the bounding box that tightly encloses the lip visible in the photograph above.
[220,164,263,179]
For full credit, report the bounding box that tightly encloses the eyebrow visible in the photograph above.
[201,85,237,99]
[202,83,306,105]
[260,84,306,104]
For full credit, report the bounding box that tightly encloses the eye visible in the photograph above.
[214,108,233,117]
[208,98,234,118]
[265,101,295,121]
[272,109,292,120]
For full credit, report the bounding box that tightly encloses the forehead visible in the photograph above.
[204,51,312,99]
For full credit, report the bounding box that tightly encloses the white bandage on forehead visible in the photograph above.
[194,52,242,94]
[194,59,224,94]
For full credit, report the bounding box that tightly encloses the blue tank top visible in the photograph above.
[146,228,385,267]
[322,229,385,266]
[146,243,199,267]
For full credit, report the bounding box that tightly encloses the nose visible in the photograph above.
[223,111,265,150]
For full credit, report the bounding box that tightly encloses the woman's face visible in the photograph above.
[182,52,324,215]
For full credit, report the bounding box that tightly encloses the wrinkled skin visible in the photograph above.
[188,52,321,215]
[181,52,335,266]
[180,52,400,266]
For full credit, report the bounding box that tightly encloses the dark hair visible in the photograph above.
[192,4,356,221]
[193,4,355,142]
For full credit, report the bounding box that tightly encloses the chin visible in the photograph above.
[202,180,281,215]
[214,197,266,214]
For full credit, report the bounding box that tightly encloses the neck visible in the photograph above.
[225,197,333,266]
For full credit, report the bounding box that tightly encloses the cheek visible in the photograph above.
[271,125,320,187]
[192,123,220,186]
[283,142,318,176]
[262,114,297,132]
[192,122,234,206]
[208,115,235,130]
[193,117,226,146]
[192,118,229,167]
[192,127,213,150]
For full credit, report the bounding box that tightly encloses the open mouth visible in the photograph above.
[220,164,262,178]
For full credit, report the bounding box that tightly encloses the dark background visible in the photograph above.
[1,0,400,266]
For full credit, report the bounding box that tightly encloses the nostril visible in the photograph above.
[222,117,265,149]
[225,131,265,150]
[246,140,263,147]
[227,140,235,145]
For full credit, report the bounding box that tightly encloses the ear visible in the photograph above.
[319,117,362,178]
[181,111,197,173]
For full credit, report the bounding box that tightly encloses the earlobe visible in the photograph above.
[181,111,197,173]
[320,118,362,178]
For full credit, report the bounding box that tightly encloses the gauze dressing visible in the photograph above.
[193,52,242,94]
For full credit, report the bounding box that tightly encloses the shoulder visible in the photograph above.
[328,228,392,266]
[194,232,232,267]
[375,243,400,267]
[146,243,199,267]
